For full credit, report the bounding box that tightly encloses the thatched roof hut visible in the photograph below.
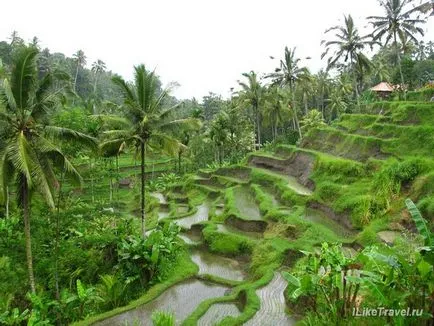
[371,82,394,92]
[371,82,394,98]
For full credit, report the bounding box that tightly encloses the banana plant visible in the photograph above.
[65,280,102,319]
[405,198,433,251]
[0,308,29,325]
[284,243,364,317]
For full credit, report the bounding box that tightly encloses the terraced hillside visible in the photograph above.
[79,101,434,326]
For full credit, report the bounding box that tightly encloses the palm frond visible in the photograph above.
[1,79,17,112]
[148,133,181,156]
[100,138,129,157]
[11,47,38,110]
[112,75,136,104]
[159,118,202,133]
[43,126,98,149]
[90,114,130,129]
[8,132,34,186]
[0,149,14,204]
[37,136,83,187]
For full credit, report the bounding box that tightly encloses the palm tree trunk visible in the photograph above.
[22,178,36,293]
[93,74,98,94]
[140,141,146,237]
[92,75,99,115]
[275,120,278,140]
[116,155,119,200]
[255,105,261,149]
[394,32,405,91]
[74,65,79,93]
[55,169,65,302]
[350,55,359,100]
[321,94,325,120]
[291,84,302,140]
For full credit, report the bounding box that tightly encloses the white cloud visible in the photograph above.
[1,0,432,99]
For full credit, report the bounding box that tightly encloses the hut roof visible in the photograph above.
[371,82,394,92]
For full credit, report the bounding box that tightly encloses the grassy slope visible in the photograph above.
[80,100,433,325]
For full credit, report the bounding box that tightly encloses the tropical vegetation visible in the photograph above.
[0,1,433,325]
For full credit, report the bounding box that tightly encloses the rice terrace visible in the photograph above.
[0,0,434,325]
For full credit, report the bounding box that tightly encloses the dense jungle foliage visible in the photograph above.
[1,1,434,325]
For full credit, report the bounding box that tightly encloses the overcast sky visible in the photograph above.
[1,0,433,100]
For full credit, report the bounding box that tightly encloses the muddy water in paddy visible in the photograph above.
[245,272,295,326]
[286,175,312,196]
[157,207,170,220]
[217,224,262,239]
[305,208,354,238]
[191,250,245,281]
[151,192,167,204]
[176,204,189,214]
[198,303,241,326]
[253,167,312,196]
[178,233,201,245]
[175,202,210,229]
[95,279,229,326]
[233,186,261,220]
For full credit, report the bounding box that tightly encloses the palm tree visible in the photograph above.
[101,65,200,237]
[368,0,427,86]
[9,30,24,47]
[354,53,373,94]
[297,72,314,115]
[90,59,107,114]
[238,71,263,148]
[267,47,308,139]
[209,112,229,165]
[264,86,291,141]
[321,15,376,98]
[73,49,87,92]
[314,70,332,119]
[328,89,348,121]
[300,109,326,133]
[372,55,392,82]
[0,47,96,293]
[427,41,434,58]
[91,59,106,94]
[415,41,428,60]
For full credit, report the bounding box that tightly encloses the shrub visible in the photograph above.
[152,311,175,326]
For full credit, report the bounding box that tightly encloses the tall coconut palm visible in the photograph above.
[209,112,229,165]
[90,59,107,114]
[314,70,332,118]
[297,72,314,115]
[101,65,200,237]
[91,59,106,94]
[264,86,291,141]
[321,15,377,98]
[372,55,392,82]
[267,47,308,139]
[415,41,428,60]
[0,47,96,293]
[354,53,373,94]
[73,49,87,92]
[238,71,263,148]
[368,0,427,86]
[0,59,7,220]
